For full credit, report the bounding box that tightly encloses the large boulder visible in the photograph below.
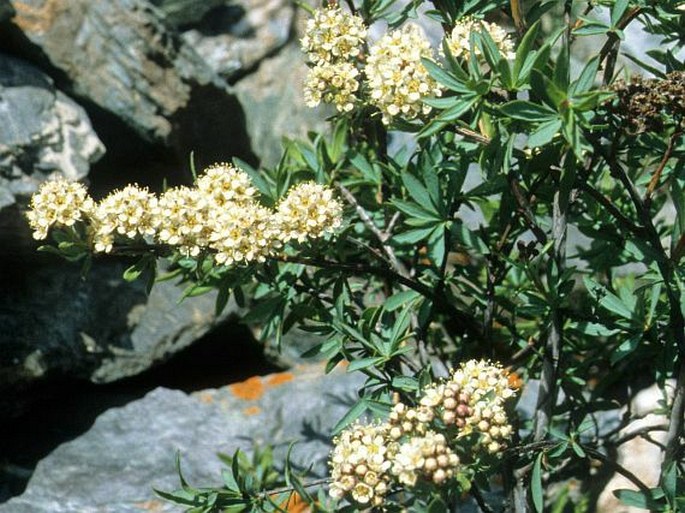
[0,365,364,513]
[0,53,104,211]
[8,0,230,145]
[0,259,239,416]
[179,0,294,82]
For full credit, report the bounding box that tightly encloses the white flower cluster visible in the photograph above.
[26,179,94,240]
[329,423,395,507]
[301,9,517,124]
[365,23,442,125]
[447,17,515,61]
[26,166,343,265]
[329,359,519,506]
[301,6,367,113]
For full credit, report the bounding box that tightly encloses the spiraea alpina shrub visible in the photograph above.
[28,0,685,511]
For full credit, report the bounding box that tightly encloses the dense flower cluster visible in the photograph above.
[446,17,515,60]
[392,431,460,486]
[26,165,343,264]
[276,181,343,243]
[301,6,367,113]
[300,9,518,123]
[328,359,519,506]
[91,185,158,254]
[365,24,442,125]
[303,61,361,112]
[328,423,395,507]
[26,179,94,240]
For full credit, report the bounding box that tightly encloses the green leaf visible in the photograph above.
[531,452,544,513]
[514,20,541,80]
[528,119,562,147]
[350,152,380,185]
[391,375,419,391]
[611,334,642,365]
[422,57,469,93]
[571,56,599,96]
[611,0,629,27]
[614,489,660,510]
[347,356,386,372]
[331,398,369,435]
[233,158,271,198]
[427,496,449,513]
[573,22,610,36]
[384,290,421,311]
[401,171,438,213]
[500,100,557,122]
[435,95,479,123]
[391,199,437,221]
[393,227,435,244]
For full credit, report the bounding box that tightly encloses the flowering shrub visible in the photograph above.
[27,0,685,511]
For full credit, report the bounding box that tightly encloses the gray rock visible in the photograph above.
[8,0,229,144]
[234,42,329,168]
[180,0,294,81]
[0,53,104,210]
[0,365,364,513]
[0,260,238,415]
[0,0,13,23]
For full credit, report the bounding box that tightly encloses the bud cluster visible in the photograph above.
[301,7,515,124]
[328,359,519,507]
[26,165,343,265]
[392,431,460,487]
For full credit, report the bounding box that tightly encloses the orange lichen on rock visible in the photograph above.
[133,499,165,512]
[12,0,65,34]
[230,376,265,400]
[197,391,215,404]
[243,405,262,416]
[266,371,294,387]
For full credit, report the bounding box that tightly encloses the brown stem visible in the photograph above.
[532,156,569,442]
[645,130,681,205]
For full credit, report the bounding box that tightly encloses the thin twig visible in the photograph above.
[470,482,495,513]
[611,424,669,447]
[645,130,681,205]
[262,477,331,498]
[273,254,484,341]
[532,152,569,442]
[455,125,491,145]
[337,183,408,277]
[579,182,645,238]
[598,7,642,85]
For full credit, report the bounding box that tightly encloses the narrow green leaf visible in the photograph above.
[401,171,438,213]
[500,100,557,122]
[435,95,479,122]
[528,119,562,148]
[422,57,469,93]
[514,21,541,80]
[331,398,369,435]
[611,0,629,27]
[384,290,421,311]
[571,56,599,95]
[531,452,544,513]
